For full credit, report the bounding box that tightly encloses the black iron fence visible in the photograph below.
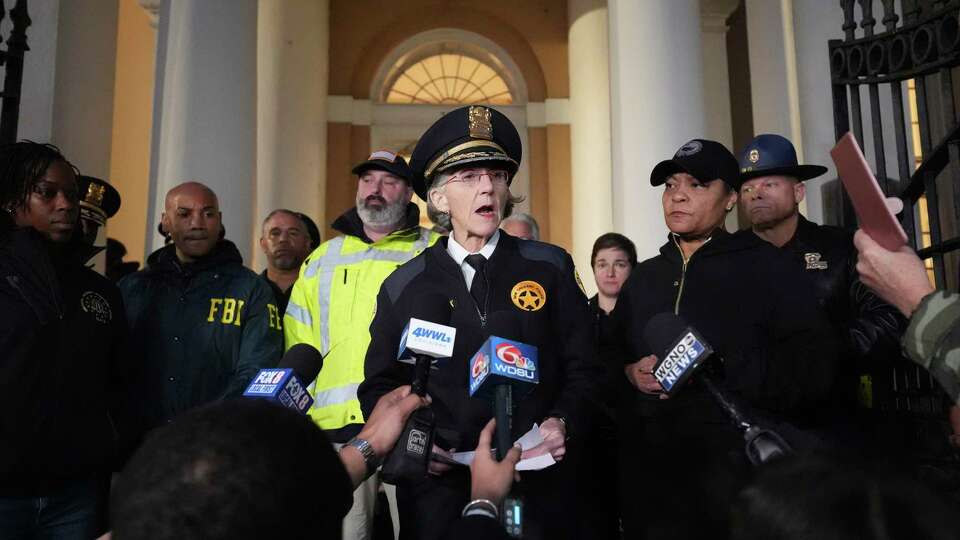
[830,0,959,476]
[0,0,28,145]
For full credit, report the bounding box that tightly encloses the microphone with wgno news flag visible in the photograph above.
[242,343,322,414]
[643,312,792,465]
[469,336,539,461]
[381,296,456,484]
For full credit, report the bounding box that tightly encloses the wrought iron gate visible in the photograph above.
[0,0,28,145]
[830,0,959,477]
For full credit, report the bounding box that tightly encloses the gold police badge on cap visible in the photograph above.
[748,149,760,163]
[85,183,106,207]
[511,280,546,311]
[468,106,493,140]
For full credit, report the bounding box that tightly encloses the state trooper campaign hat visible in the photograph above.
[408,105,522,200]
[738,133,827,182]
[650,139,741,190]
[351,149,414,183]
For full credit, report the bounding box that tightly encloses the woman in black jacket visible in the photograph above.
[610,139,838,540]
[0,142,127,540]
[359,106,597,540]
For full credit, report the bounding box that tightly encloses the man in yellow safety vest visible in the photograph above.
[284,150,439,540]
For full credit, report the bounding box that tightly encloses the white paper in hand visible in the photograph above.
[450,423,557,471]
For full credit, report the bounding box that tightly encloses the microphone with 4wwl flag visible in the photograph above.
[381,295,456,484]
[644,312,793,465]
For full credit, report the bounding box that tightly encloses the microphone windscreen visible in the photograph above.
[279,343,323,384]
[642,312,690,359]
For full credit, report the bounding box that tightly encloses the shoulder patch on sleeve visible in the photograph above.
[384,254,427,304]
[516,240,568,271]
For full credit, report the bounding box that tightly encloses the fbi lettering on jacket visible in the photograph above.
[207,298,245,326]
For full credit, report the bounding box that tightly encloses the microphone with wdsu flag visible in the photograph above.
[642,312,792,465]
[381,294,456,484]
[469,336,539,460]
[469,333,538,538]
[242,343,322,415]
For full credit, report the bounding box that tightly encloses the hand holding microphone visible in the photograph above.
[642,312,792,465]
[381,294,456,483]
[471,419,522,504]
[625,354,666,397]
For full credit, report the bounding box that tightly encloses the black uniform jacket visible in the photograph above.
[358,233,599,451]
[781,215,906,362]
[119,241,283,434]
[611,229,839,426]
[0,222,127,495]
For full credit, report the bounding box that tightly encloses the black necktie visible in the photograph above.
[465,254,488,313]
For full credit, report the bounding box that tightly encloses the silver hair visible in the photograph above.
[501,212,540,241]
[425,171,524,231]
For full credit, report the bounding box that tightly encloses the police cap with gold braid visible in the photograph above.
[409,105,522,200]
[78,175,121,227]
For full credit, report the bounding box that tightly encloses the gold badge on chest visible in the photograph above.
[511,280,546,311]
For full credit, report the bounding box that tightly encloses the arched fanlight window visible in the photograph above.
[381,42,516,105]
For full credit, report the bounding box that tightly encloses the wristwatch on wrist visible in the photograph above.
[345,437,380,475]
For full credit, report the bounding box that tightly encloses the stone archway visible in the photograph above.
[366,28,532,227]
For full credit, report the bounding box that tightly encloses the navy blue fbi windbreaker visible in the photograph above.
[359,232,600,452]
[119,241,283,433]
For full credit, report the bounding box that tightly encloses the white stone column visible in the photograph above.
[700,0,738,149]
[745,0,809,217]
[146,0,258,261]
[569,0,612,296]
[51,0,118,179]
[255,0,329,270]
[608,0,705,260]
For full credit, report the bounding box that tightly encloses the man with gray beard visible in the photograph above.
[284,150,439,540]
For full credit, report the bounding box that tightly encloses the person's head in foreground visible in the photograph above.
[109,399,352,540]
[731,456,958,540]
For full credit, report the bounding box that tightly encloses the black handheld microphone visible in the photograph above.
[642,312,792,465]
[242,343,323,414]
[381,295,456,484]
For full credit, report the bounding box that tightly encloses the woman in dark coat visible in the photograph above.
[610,139,838,540]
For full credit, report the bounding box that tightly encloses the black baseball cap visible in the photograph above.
[650,139,740,190]
[351,150,414,182]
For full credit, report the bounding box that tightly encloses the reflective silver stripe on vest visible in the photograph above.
[284,300,313,327]
[313,382,360,409]
[308,233,428,355]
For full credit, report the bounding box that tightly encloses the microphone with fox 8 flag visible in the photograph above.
[242,343,322,414]
[381,295,456,484]
[468,336,539,461]
[642,312,792,465]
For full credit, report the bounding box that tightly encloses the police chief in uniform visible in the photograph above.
[358,106,598,540]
